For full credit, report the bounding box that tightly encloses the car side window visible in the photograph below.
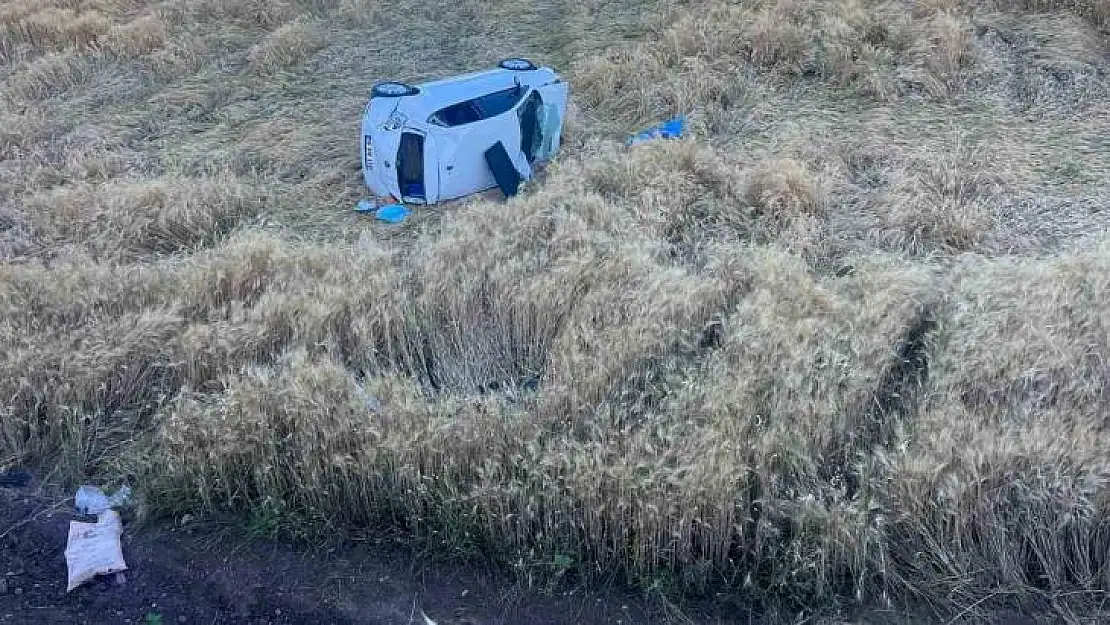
[431,100,482,126]
[430,85,526,127]
[474,85,525,118]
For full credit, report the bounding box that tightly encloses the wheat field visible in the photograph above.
[2,0,1109,621]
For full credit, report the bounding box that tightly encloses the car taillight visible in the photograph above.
[364,135,374,169]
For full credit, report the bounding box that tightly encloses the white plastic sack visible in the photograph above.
[65,509,128,591]
[75,485,130,516]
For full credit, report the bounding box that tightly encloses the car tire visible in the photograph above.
[372,81,419,98]
[498,58,537,71]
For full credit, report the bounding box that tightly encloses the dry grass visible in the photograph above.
[985,0,1110,27]
[6,50,94,101]
[882,245,1110,606]
[246,18,323,74]
[2,0,1110,622]
[879,137,1001,254]
[746,158,823,220]
[102,14,168,60]
[0,6,112,57]
[13,174,268,258]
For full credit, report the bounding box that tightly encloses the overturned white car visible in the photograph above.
[361,58,569,204]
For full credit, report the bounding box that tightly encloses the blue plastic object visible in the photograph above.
[354,199,377,213]
[627,115,686,146]
[375,203,410,223]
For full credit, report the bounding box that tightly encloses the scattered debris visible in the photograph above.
[66,484,133,591]
[75,485,131,516]
[375,203,411,223]
[65,509,128,592]
[627,115,686,146]
[0,469,30,488]
[354,198,378,213]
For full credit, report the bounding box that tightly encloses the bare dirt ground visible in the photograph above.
[0,476,1056,625]
[1,479,761,625]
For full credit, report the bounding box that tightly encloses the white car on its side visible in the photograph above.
[361,58,569,205]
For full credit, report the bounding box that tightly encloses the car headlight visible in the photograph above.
[383,111,407,131]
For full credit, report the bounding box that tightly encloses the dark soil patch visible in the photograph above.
[0,479,756,625]
[0,473,1063,625]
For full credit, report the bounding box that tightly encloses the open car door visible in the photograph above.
[532,80,568,162]
[395,129,440,204]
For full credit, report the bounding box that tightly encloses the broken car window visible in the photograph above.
[429,86,526,127]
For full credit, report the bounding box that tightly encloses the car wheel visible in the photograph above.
[498,58,537,71]
[372,81,419,98]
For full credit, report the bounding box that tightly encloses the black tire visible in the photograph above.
[498,57,537,71]
[372,81,419,98]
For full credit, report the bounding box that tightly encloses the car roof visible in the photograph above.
[379,67,558,122]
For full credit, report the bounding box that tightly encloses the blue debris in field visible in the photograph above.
[354,199,377,213]
[627,115,686,146]
[375,203,410,223]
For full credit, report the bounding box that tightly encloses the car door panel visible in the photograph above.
[435,97,533,201]
[422,132,439,204]
[535,82,568,161]
[436,122,498,201]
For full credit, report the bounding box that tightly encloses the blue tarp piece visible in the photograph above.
[375,203,410,223]
[354,199,377,213]
[627,115,686,146]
